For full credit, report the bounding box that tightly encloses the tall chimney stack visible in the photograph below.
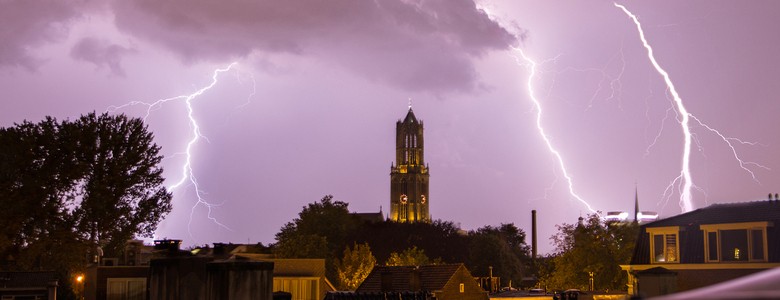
[531,210,537,259]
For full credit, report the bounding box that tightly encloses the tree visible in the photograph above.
[539,214,639,291]
[0,113,173,294]
[0,118,84,269]
[274,195,362,282]
[386,246,437,266]
[69,113,173,255]
[334,243,376,290]
[275,195,360,257]
[467,223,531,288]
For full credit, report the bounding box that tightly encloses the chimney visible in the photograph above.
[531,210,537,259]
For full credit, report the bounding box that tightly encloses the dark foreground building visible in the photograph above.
[621,199,780,298]
[0,271,58,299]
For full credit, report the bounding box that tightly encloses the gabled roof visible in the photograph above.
[644,200,780,228]
[356,264,463,292]
[352,212,384,224]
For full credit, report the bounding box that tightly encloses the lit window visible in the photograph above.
[701,222,768,263]
[273,278,319,300]
[646,227,679,263]
[459,283,465,293]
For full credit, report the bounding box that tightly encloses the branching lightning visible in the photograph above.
[108,62,253,237]
[615,3,768,212]
[513,48,597,213]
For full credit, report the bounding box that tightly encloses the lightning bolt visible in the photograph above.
[108,62,253,237]
[513,48,597,213]
[615,3,768,212]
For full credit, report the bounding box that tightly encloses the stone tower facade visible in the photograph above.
[390,107,430,222]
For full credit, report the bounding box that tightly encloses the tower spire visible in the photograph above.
[408,97,412,110]
[634,183,639,222]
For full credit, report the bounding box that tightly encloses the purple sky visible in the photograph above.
[2,0,779,255]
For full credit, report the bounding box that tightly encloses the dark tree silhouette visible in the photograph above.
[0,112,172,272]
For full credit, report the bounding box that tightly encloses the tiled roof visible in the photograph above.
[234,255,326,277]
[645,200,780,228]
[356,264,462,292]
[0,271,58,289]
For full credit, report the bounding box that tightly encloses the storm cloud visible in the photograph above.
[110,0,518,93]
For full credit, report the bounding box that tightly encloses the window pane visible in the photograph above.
[708,231,718,261]
[127,280,145,300]
[310,280,318,300]
[665,235,678,262]
[291,279,299,300]
[107,280,126,300]
[300,279,310,300]
[721,229,748,261]
[653,235,664,262]
[752,229,764,260]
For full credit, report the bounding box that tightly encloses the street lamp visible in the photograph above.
[75,274,84,300]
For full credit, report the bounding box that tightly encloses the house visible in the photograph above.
[85,240,155,300]
[85,240,276,300]
[0,271,58,300]
[355,264,488,300]
[235,254,336,300]
[652,266,780,299]
[621,199,780,297]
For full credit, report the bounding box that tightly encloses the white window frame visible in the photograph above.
[701,221,770,263]
[646,226,680,263]
[106,277,146,300]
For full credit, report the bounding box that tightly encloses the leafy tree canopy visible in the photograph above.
[539,214,638,291]
[274,195,360,258]
[385,246,439,266]
[0,112,173,298]
[467,223,531,287]
[334,243,376,290]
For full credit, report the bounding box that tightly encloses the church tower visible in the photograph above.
[390,107,430,222]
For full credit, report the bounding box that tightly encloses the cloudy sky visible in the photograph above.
[2,0,779,254]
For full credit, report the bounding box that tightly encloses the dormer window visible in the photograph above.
[646,226,680,263]
[701,222,770,263]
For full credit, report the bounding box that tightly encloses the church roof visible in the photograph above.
[402,108,418,124]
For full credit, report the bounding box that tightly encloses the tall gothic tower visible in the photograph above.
[390,107,430,222]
